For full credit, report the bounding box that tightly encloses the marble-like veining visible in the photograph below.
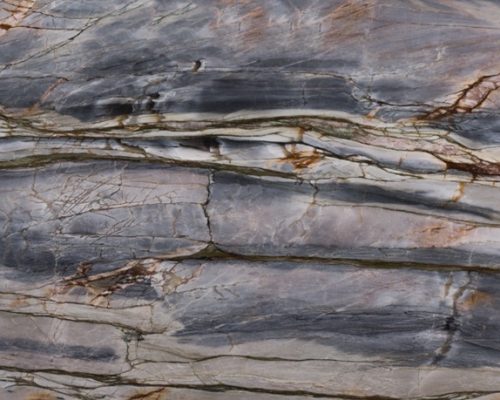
[1,1,500,399]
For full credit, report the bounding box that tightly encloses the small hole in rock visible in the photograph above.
[192,59,203,72]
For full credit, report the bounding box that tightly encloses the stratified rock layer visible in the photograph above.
[1,1,500,399]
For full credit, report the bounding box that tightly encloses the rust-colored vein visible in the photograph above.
[425,73,500,119]
[450,181,466,202]
[56,259,160,306]
[25,77,69,115]
[61,260,156,286]
[128,388,168,400]
[446,160,500,177]
[280,144,323,170]
[0,0,36,37]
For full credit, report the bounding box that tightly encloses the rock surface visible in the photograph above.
[1,0,500,399]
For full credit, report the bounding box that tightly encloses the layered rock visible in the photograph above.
[1,1,500,399]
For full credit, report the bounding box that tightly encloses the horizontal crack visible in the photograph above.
[0,152,296,179]
[168,247,500,274]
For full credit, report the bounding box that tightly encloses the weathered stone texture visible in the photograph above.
[1,1,500,399]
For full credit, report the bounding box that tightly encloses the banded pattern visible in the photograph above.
[1,1,500,399]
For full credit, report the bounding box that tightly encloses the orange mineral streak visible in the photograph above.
[319,0,375,44]
[212,0,268,48]
[426,73,500,119]
[458,290,493,312]
[281,144,323,170]
[414,223,475,248]
[0,0,36,37]
[8,296,29,309]
[128,388,168,400]
[25,392,57,400]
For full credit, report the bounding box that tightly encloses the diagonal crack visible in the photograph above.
[425,73,500,119]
